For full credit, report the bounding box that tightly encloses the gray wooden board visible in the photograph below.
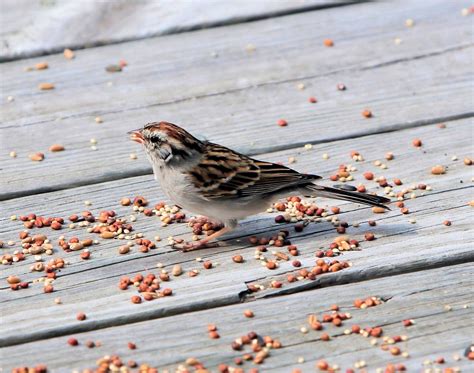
[0,0,355,61]
[1,264,472,372]
[1,0,473,199]
[0,120,472,347]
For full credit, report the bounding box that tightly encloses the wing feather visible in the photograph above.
[187,143,321,199]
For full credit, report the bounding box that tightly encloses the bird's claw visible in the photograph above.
[172,241,220,252]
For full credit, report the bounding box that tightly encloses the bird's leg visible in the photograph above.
[174,226,232,252]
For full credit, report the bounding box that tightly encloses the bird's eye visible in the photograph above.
[149,134,161,143]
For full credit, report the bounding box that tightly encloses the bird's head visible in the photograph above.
[128,121,204,164]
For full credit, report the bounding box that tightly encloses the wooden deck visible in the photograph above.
[0,0,473,372]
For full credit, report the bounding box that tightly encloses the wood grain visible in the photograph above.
[1,0,472,199]
[1,264,471,371]
[0,0,355,61]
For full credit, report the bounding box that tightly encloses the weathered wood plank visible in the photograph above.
[0,0,354,61]
[1,0,472,199]
[0,120,472,346]
[1,264,472,371]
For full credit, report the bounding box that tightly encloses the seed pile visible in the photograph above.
[118,272,173,304]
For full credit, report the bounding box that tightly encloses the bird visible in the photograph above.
[129,121,390,251]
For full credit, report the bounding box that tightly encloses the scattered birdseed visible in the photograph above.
[431,165,446,175]
[244,309,254,318]
[63,48,75,59]
[105,64,122,72]
[323,39,334,47]
[277,119,288,127]
[49,144,65,152]
[29,152,45,162]
[90,138,97,145]
[95,116,103,123]
[35,62,48,70]
[38,82,55,90]
[297,83,306,90]
[245,44,256,52]
[130,153,138,160]
[405,19,415,27]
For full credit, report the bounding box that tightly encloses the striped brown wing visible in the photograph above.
[188,143,321,199]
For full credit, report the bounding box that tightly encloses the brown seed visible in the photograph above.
[209,331,220,339]
[266,261,277,270]
[80,251,90,260]
[100,231,115,239]
[39,82,55,90]
[76,312,86,321]
[172,264,183,276]
[362,109,372,118]
[120,198,131,206]
[320,333,330,341]
[464,157,472,166]
[203,261,213,269]
[44,285,54,293]
[69,242,83,251]
[49,144,65,152]
[85,340,95,348]
[63,48,75,59]
[29,152,45,162]
[232,255,244,263]
[364,232,375,241]
[7,275,20,284]
[277,119,288,127]
[431,165,446,175]
[402,319,413,327]
[35,62,49,70]
[363,172,374,180]
[323,39,334,47]
[412,138,422,147]
[82,239,93,247]
[443,220,452,226]
[390,347,401,356]
[317,360,329,370]
[67,337,78,346]
[309,97,317,103]
[106,64,122,72]
[131,295,142,304]
[244,309,254,318]
[372,206,386,214]
[127,342,137,350]
[118,245,130,255]
[133,196,148,206]
[385,152,394,160]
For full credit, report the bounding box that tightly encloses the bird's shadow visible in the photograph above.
[218,215,415,248]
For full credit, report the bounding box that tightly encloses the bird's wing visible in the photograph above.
[187,143,321,199]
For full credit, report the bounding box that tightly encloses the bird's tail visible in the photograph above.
[303,184,391,210]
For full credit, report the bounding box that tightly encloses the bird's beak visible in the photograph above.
[128,129,144,144]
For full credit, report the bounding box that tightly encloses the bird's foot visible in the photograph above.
[172,240,220,252]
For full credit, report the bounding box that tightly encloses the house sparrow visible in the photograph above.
[129,121,390,251]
